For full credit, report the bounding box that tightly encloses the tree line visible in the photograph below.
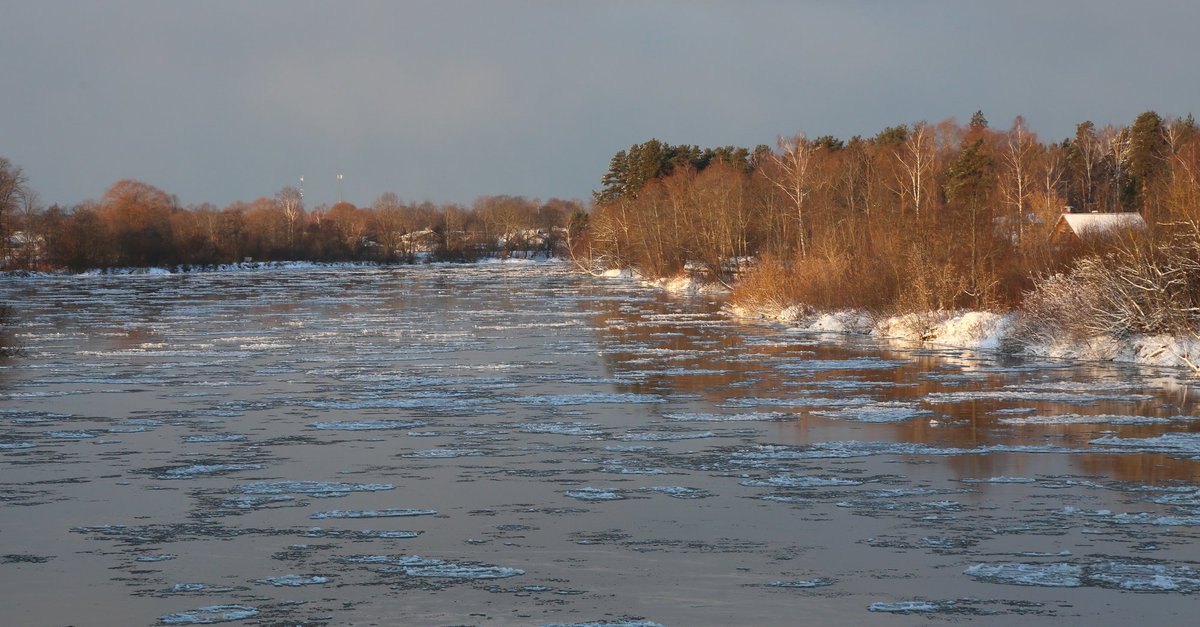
[0,164,583,271]
[576,111,1200,314]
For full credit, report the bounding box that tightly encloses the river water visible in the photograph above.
[2,261,1200,626]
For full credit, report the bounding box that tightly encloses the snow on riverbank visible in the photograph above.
[599,268,729,296]
[728,302,1200,372]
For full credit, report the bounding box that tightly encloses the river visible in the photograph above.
[2,261,1199,626]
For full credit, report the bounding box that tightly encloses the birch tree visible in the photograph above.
[1000,116,1037,247]
[766,133,814,258]
[893,123,934,218]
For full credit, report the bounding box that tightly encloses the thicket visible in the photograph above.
[576,112,1200,322]
[0,164,581,271]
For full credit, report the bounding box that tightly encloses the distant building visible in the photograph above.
[1051,211,1147,245]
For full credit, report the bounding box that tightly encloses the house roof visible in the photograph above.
[1057,212,1147,237]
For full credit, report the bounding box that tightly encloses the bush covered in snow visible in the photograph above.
[1013,222,1200,352]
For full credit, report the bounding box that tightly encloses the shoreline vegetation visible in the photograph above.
[5,110,1200,371]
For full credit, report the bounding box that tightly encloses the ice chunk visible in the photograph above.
[1090,432,1200,454]
[1000,413,1191,425]
[617,431,715,441]
[775,358,906,372]
[403,448,484,458]
[255,574,330,586]
[310,419,428,430]
[183,434,245,443]
[1087,561,1200,592]
[642,486,710,499]
[402,563,524,579]
[158,463,263,479]
[158,604,259,624]
[508,393,664,405]
[309,508,436,520]
[45,430,96,439]
[517,422,605,437]
[813,403,933,423]
[765,578,835,588]
[237,480,393,497]
[867,600,951,613]
[740,474,863,488]
[543,622,664,627]
[958,476,1036,484]
[565,488,624,501]
[664,411,788,422]
[964,562,1083,587]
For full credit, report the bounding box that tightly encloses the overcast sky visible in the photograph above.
[2,1,1197,209]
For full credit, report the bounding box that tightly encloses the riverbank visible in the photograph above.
[612,267,1200,373]
[725,299,1200,372]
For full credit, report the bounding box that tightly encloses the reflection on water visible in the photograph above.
[1,262,1199,626]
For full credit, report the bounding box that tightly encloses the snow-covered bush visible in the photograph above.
[1013,221,1200,349]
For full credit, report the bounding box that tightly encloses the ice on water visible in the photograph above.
[5,262,1200,625]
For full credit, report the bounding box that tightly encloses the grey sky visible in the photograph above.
[2,1,1197,209]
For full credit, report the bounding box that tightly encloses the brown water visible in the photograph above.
[2,262,1200,626]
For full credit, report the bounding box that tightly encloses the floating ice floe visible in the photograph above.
[183,434,245,443]
[964,560,1200,591]
[307,395,498,414]
[255,574,330,586]
[601,461,669,475]
[664,411,789,422]
[310,419,428,430]
[237,480,394,497]
[766,578,836,588]
[958,476,1037,484]
[401,563,525,579]
[729,441,1083,464]
[641,486,711,499]
[303,528,422,539]
[542,621,665,627]
[517,422,605,437]
[721,396,873,409]
[341,554,443,567]
[309,508,436,519]
[158,604,259,625]
[45,430,96,439]
[544,614,667,619]
[157,463,264,479]
[403,448,485,458]
[617,431,715,441]
[565,488,624,501]
[925,390,1155,404]
[1090,433,1200,455]
[1000,413,1195,425]
[740,474,863,488]
[775,358,907,373]
[1059,506,1200,527]
[867,600,953,613]
[507,393,664,405]
[220,495,295,510]
[812,403,933,423]
[604,444,666,453]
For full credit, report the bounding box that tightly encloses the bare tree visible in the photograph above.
[1000,116,1037,247]
[275,186,304,250]
[765,133,814,257]
[893,123,934,218]
[0,157,30,265]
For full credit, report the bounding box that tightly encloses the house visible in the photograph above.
[1051,211,1147,245]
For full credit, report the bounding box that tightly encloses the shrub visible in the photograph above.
[1012,221,1200,347]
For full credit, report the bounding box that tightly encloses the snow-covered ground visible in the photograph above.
[726,300,1200,371]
